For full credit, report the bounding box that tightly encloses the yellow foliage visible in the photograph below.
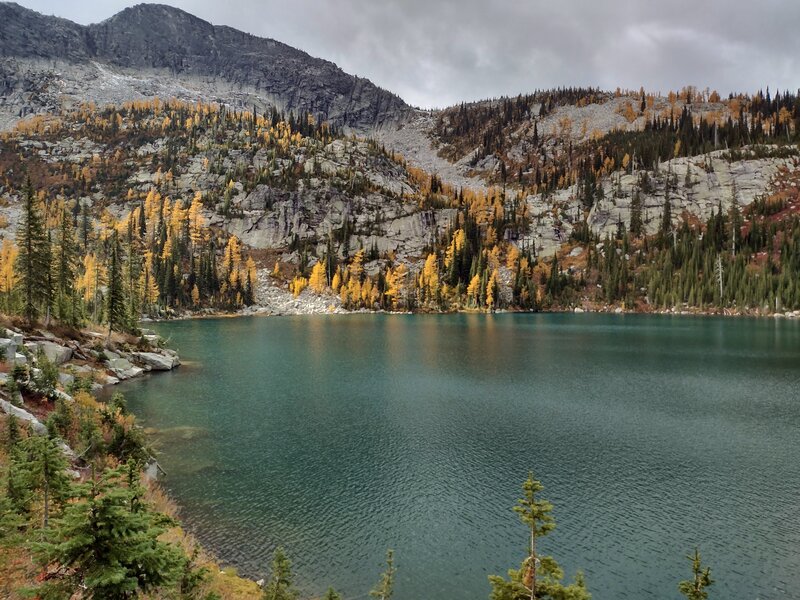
[189,192,205,247]
[486,269,498,309]
[506,245,520,270]
[485,226,497,246]
[309,261,327,293]
[466,274,481,306]
[384,263,408,308]
[79,254,105,303]
[444,229,466,270]
[349,249,365,281]
[419,253,439,301]
[0,239,18,293]
[290,276,308,297]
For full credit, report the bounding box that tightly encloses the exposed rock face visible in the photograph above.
[218,183,456,257]
[0,2,408,131]
[518,150,795,258]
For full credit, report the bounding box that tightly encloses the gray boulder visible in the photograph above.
[132,351,180,371]
[106,357,144,380]
[4,330,23,346]
[38,341,73,365]
[0,338,16,363]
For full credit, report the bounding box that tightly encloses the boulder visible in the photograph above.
[39,341,73,365]
[0,338,16,363]
[0,398,48,435]
[132,351,180,371]
[106,357,144,380]
[4,329,23,346]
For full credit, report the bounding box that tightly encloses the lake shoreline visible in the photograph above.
[144,301,800,323]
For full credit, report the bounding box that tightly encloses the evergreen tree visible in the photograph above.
[106,230,129,334]
[489,473,590,600]
[54,207,80,325]
[323,587,343,600]
[33,466,184,599]
[629,188,644,237]
[262,547,298,600]
[17,434,71,529]
[80,201,92,250]
[660,194,673,238]
[370,549,396,600]
[678,549,714,600]
[15,179,52,323]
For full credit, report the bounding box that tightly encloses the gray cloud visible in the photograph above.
[17,0,800,107]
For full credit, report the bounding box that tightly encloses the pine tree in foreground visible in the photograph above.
[489,472,590,600]
[678,548,714,600]
[15,435,71,529]
[370,549,396,600]
[33,466,184,599]
[323,587,342,600]
[263,546,298,600]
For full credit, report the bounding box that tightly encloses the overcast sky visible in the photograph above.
[17,0,800,108]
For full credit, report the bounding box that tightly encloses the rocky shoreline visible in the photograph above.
[0,323,181,447]
[149,276,800,323]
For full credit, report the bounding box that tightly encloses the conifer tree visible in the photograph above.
[80,201,92,250]
[33,466,184,599]
[106,230,129,334]
[489,473,590,600]
[629,188,644,237]
[309,260,327,294]
[262,547,298,600]
[370,549,396,600]
[678,549,714,600]
[660,194,673,239]
[15,179,52,323]
[17,435,71,529]
[54,207,79,325]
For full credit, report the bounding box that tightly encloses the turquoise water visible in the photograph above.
[119,314,800,599]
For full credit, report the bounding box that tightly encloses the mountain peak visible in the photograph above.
[97,3,213,29]
[0,2,408,129]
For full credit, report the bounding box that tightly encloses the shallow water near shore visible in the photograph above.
[119,313,800,600]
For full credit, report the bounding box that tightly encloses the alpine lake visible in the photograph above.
[115,313,800,600]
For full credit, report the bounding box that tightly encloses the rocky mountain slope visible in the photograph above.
[0,2,409,131]
[1,2,800,316]
[0,99,453,270]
